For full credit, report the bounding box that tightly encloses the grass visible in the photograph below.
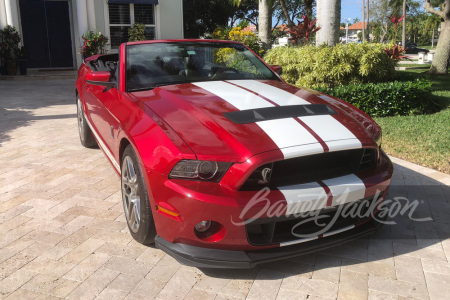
[418,45,435,50]
[374,67,450,173]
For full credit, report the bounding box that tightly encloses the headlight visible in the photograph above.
[169,160,232,182]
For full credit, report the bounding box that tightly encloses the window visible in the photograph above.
[125,42,279,92]
[109,3,156,49]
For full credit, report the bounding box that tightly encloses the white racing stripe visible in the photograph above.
[256,119,322,158]
[299,115,362,151]
[228,80,310,105]
[194,81,323,158]
[322,174,366,206]
[229,80,362,151]
[326,140,364,152]
[194,81,273,110]
[277,174,366,215]
[280,143,324,160]
[278,182,328,215]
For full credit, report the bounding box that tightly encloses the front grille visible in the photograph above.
[246,196,376,246]
[240,148,377,190]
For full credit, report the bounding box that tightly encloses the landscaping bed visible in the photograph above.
[265,45,449,173]
[375,69,450,174]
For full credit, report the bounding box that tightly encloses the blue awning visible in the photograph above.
[108,0,159,4]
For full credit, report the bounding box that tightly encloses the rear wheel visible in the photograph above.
[121,145,157,245]
[77,96,97,148]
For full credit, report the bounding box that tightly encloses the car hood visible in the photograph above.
[131,80,379,162]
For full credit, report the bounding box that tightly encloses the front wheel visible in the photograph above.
[77,96,97,148]
[121,145,157,245]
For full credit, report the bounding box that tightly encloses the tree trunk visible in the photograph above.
[305,0,314,19]
[366,0,370,41]
[316,0,341,45]
[362,1,365,42]
[432,28,435,48]
[424,0,449,74]
[429,22,450,73]
[380,24,388,43]
[259,0,272,51]
[402,0,406,46]
[279,0,295,29]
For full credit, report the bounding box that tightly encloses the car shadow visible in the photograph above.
[199,162,449,279]
[0,79,76,146]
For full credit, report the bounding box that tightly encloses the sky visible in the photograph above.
[341,0,364,23]
[270,0,367,26]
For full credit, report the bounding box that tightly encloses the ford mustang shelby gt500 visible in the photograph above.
[76,40,393,268]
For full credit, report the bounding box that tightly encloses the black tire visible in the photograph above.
[121,145,157,245]
[77,96,97,148]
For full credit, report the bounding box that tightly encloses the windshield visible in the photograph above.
[125,42,280,92]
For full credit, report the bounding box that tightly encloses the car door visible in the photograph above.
[86,85,118,153]
[84,67,121,162]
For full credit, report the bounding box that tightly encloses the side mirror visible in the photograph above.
[86,71,115,88]
[271,65,283,75]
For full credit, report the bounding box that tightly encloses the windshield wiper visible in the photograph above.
[128,81,189,92]
[128,84,165,92]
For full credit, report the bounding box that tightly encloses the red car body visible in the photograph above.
[76,40,393,268]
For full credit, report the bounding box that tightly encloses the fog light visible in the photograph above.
[195,220,211,233]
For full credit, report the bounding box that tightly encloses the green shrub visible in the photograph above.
[128,23,146,42]
[213,26,263,56]
[264,43,396,89]
[317,79,433,117]
[0,25,22,65]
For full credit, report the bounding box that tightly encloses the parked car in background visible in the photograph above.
[405,43,430,54]
[76,40,393,268]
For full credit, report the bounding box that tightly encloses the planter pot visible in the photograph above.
[6,62,17,76]
[17,57,27,75]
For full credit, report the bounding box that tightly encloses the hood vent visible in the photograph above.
[223,104,337,124]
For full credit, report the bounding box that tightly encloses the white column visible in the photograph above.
[0,0,8,29]
[76,0,88,42]
[5,0,19,28]
[86,0,96,31]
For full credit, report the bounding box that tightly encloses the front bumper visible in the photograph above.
[147,149,392,251]
[155,216,384,268]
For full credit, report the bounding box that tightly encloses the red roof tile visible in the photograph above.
[348,22,367,30]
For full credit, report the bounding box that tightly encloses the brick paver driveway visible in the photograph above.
[1,79,449,300]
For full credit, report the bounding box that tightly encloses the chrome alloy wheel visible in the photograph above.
[77,99,84,137]
[122,156,141,233]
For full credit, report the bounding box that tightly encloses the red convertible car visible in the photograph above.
[76,40,393,268]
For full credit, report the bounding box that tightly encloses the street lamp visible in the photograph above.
[344,18,351,43]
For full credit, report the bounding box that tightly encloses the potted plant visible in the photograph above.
[0,25,21,76]
[128,23,146,41]
[80,31,109,61]
[17,46,27,75]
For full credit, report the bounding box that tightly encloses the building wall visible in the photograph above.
[157,0,183,39]
[1,0,184,69]
[74,0,185,67]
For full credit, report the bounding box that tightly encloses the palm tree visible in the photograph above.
[316,0,341,45]
[424,14,441,48]
[401,0,406,46]
[424,0,450,74]
[232,0,274,50]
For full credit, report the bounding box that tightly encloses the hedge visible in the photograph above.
[264,43,396,89]
[317,79,433,117]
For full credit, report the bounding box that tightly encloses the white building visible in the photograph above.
[0,0,184,69]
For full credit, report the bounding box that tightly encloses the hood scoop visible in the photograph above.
[223,104,338,124]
